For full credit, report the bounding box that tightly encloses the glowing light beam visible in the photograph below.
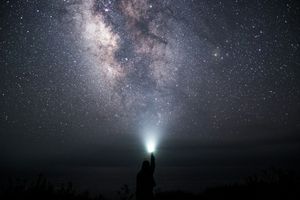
[146,138,156,153]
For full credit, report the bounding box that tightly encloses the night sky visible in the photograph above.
[1,0,300,195]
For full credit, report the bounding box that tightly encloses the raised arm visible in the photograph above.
[150,153,155,173]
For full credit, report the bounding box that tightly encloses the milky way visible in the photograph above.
[66,0,194,130]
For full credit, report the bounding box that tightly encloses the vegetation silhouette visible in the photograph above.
[0,168,299,200]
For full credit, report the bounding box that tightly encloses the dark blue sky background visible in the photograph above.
[1,0,300,194]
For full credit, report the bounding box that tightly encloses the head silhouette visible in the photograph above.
[141,160,150,171]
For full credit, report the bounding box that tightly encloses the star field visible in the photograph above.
[1,0,300,140]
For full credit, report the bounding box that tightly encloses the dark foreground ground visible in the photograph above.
[1,168,299,200]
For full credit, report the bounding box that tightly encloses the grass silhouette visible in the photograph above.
[1,168,299,200]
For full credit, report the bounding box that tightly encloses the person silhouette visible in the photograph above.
[136,153,156,200]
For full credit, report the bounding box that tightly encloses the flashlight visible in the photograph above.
[146,139,156,153]
[145,132,157,153]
